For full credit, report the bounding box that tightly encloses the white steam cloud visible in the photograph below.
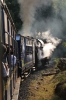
[37,30,61,60]
[18,0,66,58]
[18,0,52,36]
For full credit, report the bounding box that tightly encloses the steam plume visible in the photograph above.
[18,0,66,58]
[18,0,52,36]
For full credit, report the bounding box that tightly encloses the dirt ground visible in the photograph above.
[18,64,65,100]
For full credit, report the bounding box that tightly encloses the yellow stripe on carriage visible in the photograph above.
[24,61,33,66]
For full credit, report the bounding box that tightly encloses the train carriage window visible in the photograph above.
[28,39,29,45]
[8,20,12,45]
[11,27,13,44]
[31,40,32,45]
[4,11,7,31]
[9,20,11,35]
[26,39,28,45]
[29,46,32,52]
[5,32,8,44]
[26,46,29,55]
[21,37,24,44]
[30,40,31,45]
[16,35,20,40]
[4,11,8,44]
[7,18,9,32]
[13,30,14,38]
[11,26,13,37]
[26,39,27,45]
[11,26,13,44]
[14,31,15,39]
[11,26,12,36]
[10,36,12,45]
[1,7,3,43]
[29,40,30,44]
[30,40,32,45]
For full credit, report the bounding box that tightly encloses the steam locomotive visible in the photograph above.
[0,1,49,100]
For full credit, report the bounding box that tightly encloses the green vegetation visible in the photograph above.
[63,42,66,47]
[26,60,66,100]
[51,95,63,100]
[52,0,66,13]
[38,98,44,100]
[54,58,59,64]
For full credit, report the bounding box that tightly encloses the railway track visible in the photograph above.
[18,61,60,100]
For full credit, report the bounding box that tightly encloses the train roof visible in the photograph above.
[1,1,17,32]
[16,34,35,40]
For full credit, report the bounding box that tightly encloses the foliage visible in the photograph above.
[52,95,63,100]
[52,0,66,14]
[38,97,44,100]
[62,42,66,47]
[54,58,59,63]
[5,0,23,32]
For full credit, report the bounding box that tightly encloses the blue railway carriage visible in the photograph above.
[0,0,19,100]
[16,34,35,75]
[25,36,35,71]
